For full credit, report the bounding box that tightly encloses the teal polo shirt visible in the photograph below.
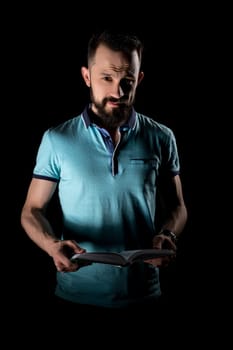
[33,106,180,308]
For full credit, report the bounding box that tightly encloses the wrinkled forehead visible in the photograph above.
[90,44,140,75]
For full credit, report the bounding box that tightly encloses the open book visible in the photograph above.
[70,249,175,267]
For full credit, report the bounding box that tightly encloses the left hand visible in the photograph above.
[144,234,177,267]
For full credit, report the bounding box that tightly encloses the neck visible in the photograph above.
[108,129,121,146]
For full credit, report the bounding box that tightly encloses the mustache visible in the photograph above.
[105,97,129,104]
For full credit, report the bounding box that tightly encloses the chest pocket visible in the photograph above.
[130,158,159,169]
[129,158,160,187]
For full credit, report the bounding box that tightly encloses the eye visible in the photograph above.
[126,79,134,86]
[120,79,134,91]
[103,76,113,82]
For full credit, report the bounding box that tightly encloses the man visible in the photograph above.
[21,29,187,318]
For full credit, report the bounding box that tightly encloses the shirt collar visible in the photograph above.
[82,104,136,130]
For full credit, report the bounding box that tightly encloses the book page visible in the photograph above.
[71,251,127,266]
[71,249,175,266]
[119,249,175,263]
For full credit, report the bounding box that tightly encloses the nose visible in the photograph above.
[110,82,125,99]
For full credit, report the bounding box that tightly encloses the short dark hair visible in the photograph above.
[87,29,144,67]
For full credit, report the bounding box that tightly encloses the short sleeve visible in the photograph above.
[161,128,180,176]
[33,129,60,181]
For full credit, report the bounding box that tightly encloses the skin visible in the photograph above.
[81,44,144,145]
[21,44,187,272]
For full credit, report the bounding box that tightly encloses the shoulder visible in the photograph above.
[47,113,83,135]
[39,114,84,149]
[136,113,175,140]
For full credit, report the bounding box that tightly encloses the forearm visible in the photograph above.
[160,203,188,237]
[21,207,59,256]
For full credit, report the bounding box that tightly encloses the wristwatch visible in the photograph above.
[160,229,178,244]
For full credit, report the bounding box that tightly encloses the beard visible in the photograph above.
[90,88,133,129]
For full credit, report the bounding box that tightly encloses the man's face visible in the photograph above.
[82,44,143,128]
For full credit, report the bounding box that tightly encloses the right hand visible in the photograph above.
[49,239,86,272]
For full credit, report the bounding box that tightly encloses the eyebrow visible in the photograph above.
[100,70,135,78]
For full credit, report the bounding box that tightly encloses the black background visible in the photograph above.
[6,6,222,331]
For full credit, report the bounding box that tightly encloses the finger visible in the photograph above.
[144,258,163,266]
[56,261,79,272]
[65,240,86,253]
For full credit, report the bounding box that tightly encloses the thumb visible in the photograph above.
[66,240,86,254]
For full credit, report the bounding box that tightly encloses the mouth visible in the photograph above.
[106,101,121,108]
[107,99,128,107]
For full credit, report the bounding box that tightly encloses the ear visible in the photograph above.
[137,71,144,86]
[81,66,91,87]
